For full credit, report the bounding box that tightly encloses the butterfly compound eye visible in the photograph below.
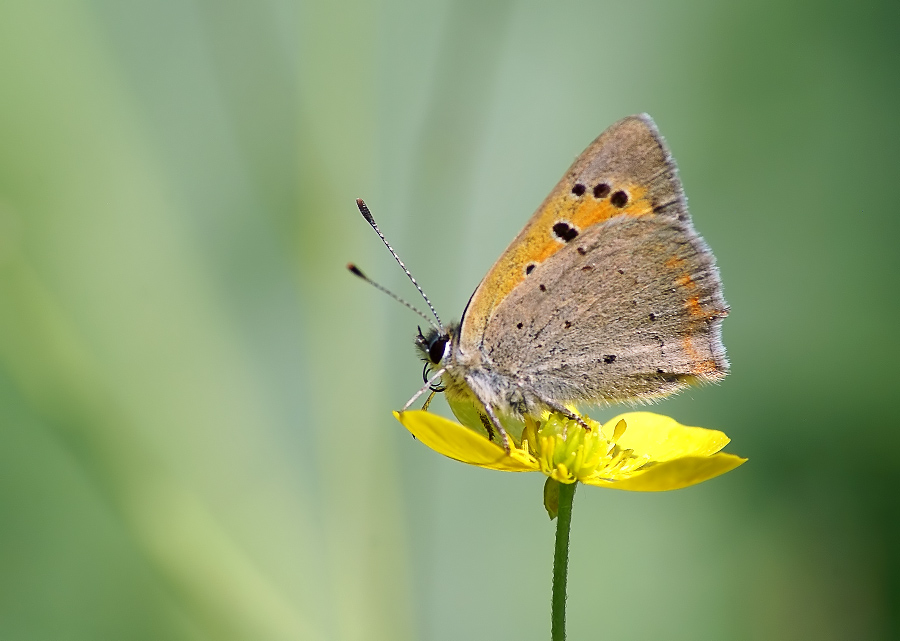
[428,335,449,364]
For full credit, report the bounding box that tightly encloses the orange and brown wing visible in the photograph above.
[459,114,689,349]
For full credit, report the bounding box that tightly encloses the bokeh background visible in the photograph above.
[1,0,898,639]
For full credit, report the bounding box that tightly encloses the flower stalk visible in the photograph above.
[551,479,576,641]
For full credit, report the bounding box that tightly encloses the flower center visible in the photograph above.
[519,413,650,483]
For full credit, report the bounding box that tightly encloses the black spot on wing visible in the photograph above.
[593,183,611,198]
[610,190,629,207]
[552,221,579,242]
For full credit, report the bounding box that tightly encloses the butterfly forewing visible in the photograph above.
[459,114,687,348]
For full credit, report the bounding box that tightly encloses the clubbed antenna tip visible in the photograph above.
[354,198,444,333]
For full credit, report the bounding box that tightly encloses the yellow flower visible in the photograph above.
[394,410,746,492]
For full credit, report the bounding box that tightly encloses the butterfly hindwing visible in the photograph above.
[481,214,728,405]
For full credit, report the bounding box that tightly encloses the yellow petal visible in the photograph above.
[603,412,732,462]
[584,453,747,491]
[394,411,536,472]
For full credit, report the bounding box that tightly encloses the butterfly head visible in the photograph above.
[415,324,458,366]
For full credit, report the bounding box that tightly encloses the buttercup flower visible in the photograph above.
[395,408,746,639]
[394,409,746,492]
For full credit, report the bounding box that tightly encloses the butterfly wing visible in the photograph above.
[459,114,728,405]
[460,114,691,347]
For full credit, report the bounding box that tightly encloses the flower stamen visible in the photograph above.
[518,413,650,484]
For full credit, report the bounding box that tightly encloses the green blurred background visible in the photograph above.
[0,0,897,639]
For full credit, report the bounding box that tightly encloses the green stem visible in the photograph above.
[551,481,576,641]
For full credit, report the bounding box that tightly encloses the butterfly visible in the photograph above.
[352,114,728,452]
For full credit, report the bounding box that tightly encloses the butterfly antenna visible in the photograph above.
[356,198,444,333]
[347,263,439,330]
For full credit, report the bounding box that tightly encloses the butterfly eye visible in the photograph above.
[428,335,449,364]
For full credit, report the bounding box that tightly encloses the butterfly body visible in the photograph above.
[415,114,728,445]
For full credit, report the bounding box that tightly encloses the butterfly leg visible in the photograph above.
[478,413,496,442]
[403,368,446,411]
[481,402,511,454]
[421,390,437,412]
[536,396,592,431]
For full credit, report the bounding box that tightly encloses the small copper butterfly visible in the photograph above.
[351,114,728,452]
